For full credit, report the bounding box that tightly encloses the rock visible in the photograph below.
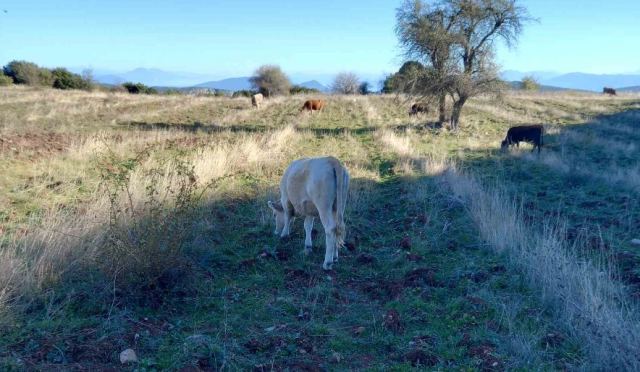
[119,349,138,364]
[631,239,640,245]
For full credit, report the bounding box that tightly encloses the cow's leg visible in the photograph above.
[318,211,337,270]
[280,200,293,238]
[303,216,314,254]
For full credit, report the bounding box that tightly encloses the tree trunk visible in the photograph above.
[450,96,468,130]
[438,94,446,125]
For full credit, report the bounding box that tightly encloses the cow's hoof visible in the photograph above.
[303,246,312,255]
[323,262,334,271]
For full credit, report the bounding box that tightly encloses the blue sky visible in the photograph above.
[0,0,638,78]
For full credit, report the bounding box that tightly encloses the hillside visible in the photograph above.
[1,87,640,369]
[619,86,640,92]
[503,70,640,91]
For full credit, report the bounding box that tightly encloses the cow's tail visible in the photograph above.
[333,162,349,248]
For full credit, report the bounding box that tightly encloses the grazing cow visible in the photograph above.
[301,99,325,112]
[268,156,350,270]
[603,87,617,95]
[410,103,429,115]
[251,93,264,108]
[501,125,544,153]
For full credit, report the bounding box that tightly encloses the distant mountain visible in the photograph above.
[618,86,640,92]
[94,68,217,87]
[298,80,328,92]
[543,73,640,92]
[507,81,580,92]
[503,70,640,92]
[501,70,561,82]
[193,77,252,91]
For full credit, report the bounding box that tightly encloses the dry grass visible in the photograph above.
[2,86,640,368]
[445,169,640,370]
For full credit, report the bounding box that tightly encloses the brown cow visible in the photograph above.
[603,87,617,95]
[301,99,325,112]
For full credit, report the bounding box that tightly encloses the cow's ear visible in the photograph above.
[268,201,283,212]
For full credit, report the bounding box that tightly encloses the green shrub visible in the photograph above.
[3,60,52,86]
[521,75,540,91]
[51,68,93,90]
[122,82,158,95]
[290,85,320,95]
[0,74,12,86]
[359,82,371,95]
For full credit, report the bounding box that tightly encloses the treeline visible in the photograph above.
[1,60,94,90]
[0,60,166,95]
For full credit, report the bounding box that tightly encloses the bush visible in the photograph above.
[51,68,93,90]
[0,74,12,86]
[290,85,320,95]
[232,89,257,98]
[249,65,291,97]
[3,60,52,86]
[521,75,540,91]
[122,82,158,95]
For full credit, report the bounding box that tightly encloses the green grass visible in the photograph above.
[1,86,640,369]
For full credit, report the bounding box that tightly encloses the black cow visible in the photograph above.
[501,125,544,153]
[410,103,429,115]
[603,87,617,95]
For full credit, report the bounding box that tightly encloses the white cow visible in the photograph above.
[268,156,350,270]
[251,93,264,108]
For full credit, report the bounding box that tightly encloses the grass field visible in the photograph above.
[1,85,640,370]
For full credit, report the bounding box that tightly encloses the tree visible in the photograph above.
[521,75,539,91]
[396,2,459,124]
[396,0,531,129]
[358,81,371,95]
[332,72,360,94]
[249,65,291,97]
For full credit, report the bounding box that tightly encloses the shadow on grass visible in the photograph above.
[121,119,445,137]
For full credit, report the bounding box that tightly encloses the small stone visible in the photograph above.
[631,239,640,245]
[119,349,138,364]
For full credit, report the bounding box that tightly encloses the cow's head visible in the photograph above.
[500,139,509,152]
[268,200,285,235]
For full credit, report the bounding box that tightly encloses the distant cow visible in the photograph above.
[301,99,325,112]
[268,156,350,270]
[501,125,544,153]
[410,103,429,115]
[251,93,264,108]
[603,87,617,95]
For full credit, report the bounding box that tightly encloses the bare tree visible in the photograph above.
[331,72,360,95]
[396,1,460,124]
[249,65,291,97]
[448,0,531,129]
[396,0,532,129]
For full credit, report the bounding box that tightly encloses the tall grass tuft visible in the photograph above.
[445,170,640,370]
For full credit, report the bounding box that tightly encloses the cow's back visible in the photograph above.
[281,157,341,216]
